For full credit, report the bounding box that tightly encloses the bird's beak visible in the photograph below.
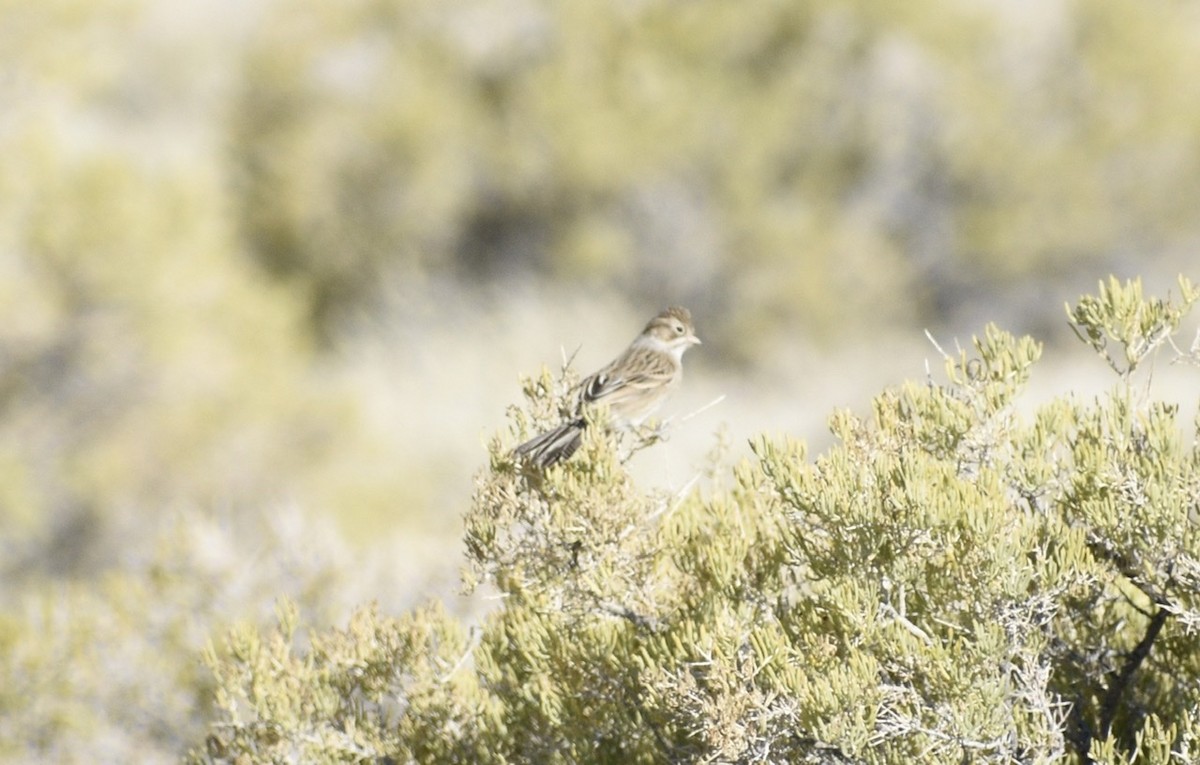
[690,335,702,346]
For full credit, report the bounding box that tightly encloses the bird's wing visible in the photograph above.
[579,347,676,405]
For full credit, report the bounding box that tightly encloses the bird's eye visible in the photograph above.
[674,324,684,334]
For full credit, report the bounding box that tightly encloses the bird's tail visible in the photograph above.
[513,419,586,468]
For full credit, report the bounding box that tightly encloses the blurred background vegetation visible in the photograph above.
[2,0,1199,761]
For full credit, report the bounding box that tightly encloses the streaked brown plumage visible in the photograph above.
[515,306,700,468]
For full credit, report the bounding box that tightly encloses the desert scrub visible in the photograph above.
[193,277,1200,764]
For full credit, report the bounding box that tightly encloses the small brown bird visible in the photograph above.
[515,306,701,467]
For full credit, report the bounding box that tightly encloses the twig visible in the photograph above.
[1167,328,1200,366]
[880,602,933,644]
[924,328,949,359]
[677,394,726,424]
[647,471,701,522]
[559,344,582,370]
[1099,605,1171,738]
[437,627,483,684]
[597,600,659,631]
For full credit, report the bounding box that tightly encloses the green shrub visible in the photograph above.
[230,1,1200,341]
[0,506,368,765]
[190,277,1200,763]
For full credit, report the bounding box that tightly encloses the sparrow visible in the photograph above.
[514,306,700,468]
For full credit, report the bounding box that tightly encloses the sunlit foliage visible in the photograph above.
[192,278,1200,763]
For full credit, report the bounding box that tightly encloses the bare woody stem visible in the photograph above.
[1098,604,1170,740]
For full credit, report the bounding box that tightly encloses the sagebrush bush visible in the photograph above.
[229,1,1200,340]
[0,504,377,765]
[191,277,1200,764]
